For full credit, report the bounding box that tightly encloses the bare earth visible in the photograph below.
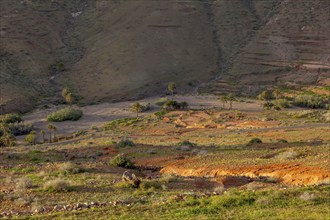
[22,95,263,137]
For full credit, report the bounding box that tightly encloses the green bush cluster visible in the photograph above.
[163,100,188,111]
[46,108,83,122]
[248,138,262,144]
[0,113,22,124]
[109,154,135,168]
[140,179,163,190]
[178,140,195,147]
[117,139,135,147]
[293,95,327,109]
[7,122,33,136]
[154,110,167,119]
[272,99,291,108]
[155,98,171,106]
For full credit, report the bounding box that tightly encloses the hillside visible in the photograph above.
[1,0,329,113]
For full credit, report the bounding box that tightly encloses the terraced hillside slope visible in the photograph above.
[1,0,329,113]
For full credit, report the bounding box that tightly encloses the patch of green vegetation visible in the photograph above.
[248,138,262,144]
[272,98,291,108]
[46,108,83,122]
[32,186,330,220]
[154,110,167,119]
[104,118,142,130]
[109,154,135,169]
[155,97,171,106]
[178,140,195,147]
[293,94,327,109]
[140,179,163,190]
[117,139,135,148]
[0,113,22,124]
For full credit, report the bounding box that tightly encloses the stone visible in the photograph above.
[122,171,141,188]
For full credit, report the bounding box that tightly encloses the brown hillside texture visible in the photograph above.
[1,0,329,112]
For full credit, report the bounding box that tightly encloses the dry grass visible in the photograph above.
[43,179,72,192]
[16,177,33,190]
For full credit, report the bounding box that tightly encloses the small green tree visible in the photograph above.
[220,95,228,109]
[227,93,236,110]
[131,102,143,118]
[167,82,176,100]
[40,130,46,143]
[25,131,37,145]
[61,88,70,99]
[62,88,74,106]
[258,90,274,101]
[65,93,74,106]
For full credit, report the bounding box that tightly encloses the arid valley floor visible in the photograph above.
[0,95,329,219]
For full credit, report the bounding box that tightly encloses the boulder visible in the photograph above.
[122,171,141,188]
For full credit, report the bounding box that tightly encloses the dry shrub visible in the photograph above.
[276,150,299,160]
[299,192,316,201]
[16,177,33,190]
[213,186,225,194]
[43,179,72,192]
[58,162,83,174]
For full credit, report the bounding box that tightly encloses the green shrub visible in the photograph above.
[117,139,135,147]
[154,110,167,119]
[7,122,33,136]
[109,154,135,168]
[155,98,171,106]
[104,118,141,130]
[272,99,291,108]
[178,140,195,147]
[114,181,135,189]
[46,108,83,122]
[25,131,37,145]
[248,138,262,144]
[293,95,326,109]
[0,113,22,124]
[163,100,188,111]
[278,139,288,143]
[140,179,163,190]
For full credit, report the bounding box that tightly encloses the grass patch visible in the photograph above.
[104,118,141,130]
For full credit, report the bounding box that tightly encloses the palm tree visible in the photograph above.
[167,82,176,100]
[40,130,45,143]
[47,124,54,143]
[53,126,57,142]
